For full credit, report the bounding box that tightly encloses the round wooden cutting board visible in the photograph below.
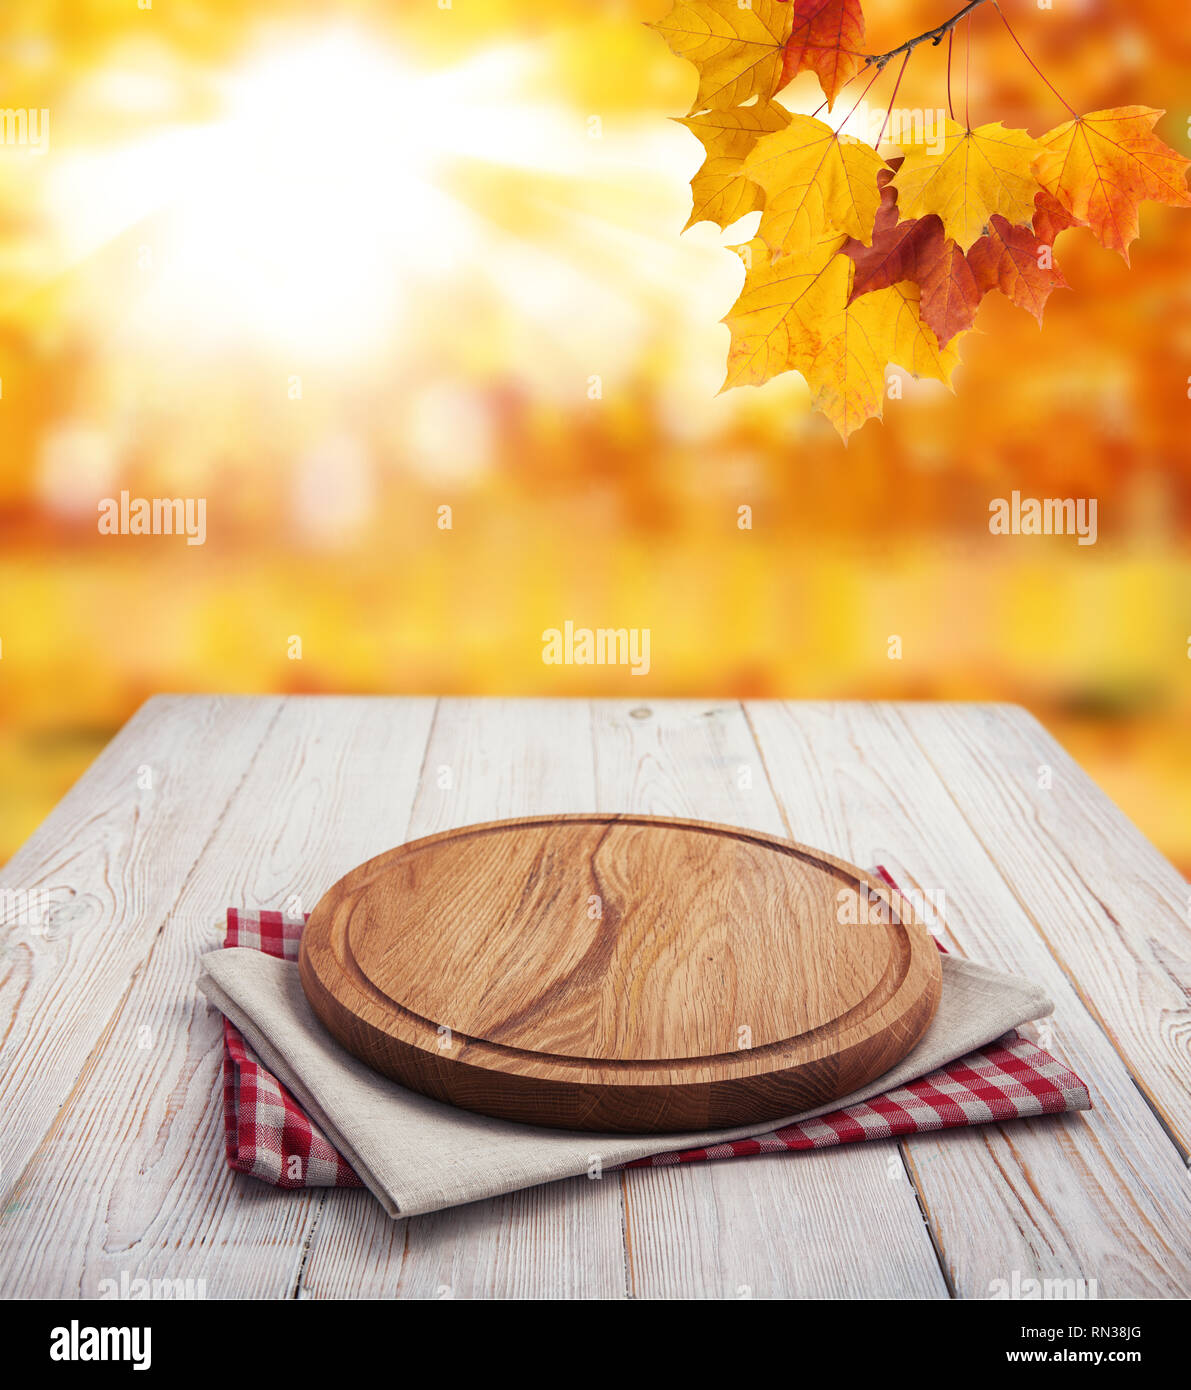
[298,815,942,1133]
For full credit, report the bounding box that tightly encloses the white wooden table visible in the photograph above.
[1,696,1188,1299]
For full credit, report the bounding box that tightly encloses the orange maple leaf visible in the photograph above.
[1031,188,1083,246]
[1033,106,1191,263]
[967,214,1069,324]
[778,0,866,111]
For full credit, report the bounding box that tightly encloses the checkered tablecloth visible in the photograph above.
[218,879,1091,1190]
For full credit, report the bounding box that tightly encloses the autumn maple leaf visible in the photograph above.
[1033,106,1191,264]
[723,234,960,438]
[843,168,980,347]
[1031,188,1084,246]
[891,120,1043,251]
[745,114,888,256]
[678,101,793,230]
[650,0,794,113]
[778,0,866,111]
[966,215,1069,324]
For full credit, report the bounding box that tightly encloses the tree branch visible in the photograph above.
[863,0,991,73]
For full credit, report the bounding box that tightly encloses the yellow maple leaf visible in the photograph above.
[677,100,793,231]
[722,236,961,438]
[891,120,1043,251]
[744,114,888,257]
[880,280,965,384]
[650,0,793,113]
[1033,106,1191,264]
[722,232,849,389]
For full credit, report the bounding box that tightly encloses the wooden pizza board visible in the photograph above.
[298,814,942,1133]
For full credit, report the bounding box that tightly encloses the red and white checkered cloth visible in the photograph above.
[221,909,362,1187]
[218,880,1091,1190]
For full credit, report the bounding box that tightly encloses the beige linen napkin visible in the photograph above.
[198,947,1052,1219]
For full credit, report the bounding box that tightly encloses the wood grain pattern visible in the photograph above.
[0,696,282,1211]
[745,700,1191,1299]
[297,697,629,1300]
[912,703,1191,1151]
[586,700,950,1300]
[299,813,941,1132]
[0,696,435,1300]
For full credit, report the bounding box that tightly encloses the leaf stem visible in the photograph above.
[833,61,885,136]
[993,2,1077,116]
[863,0,991,72]
[965,13,972,128]
[877,51,912,148]
[811,62,868,119]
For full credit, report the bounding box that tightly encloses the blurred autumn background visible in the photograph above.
[0,0,1187,870]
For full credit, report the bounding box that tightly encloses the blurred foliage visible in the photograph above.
[0,0,1187,870]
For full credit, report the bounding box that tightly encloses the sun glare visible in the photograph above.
[157,35,477,357]
[41,23,745,412]
[46,30,587,362]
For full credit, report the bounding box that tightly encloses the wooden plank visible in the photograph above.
[590,699,948,1299]
[298,698,629,1300]
[0,695,281,1207]
[306,1169,627,1301]
[916,702,1190,1150]
[744,700,1191,1299]
[0,696,436,1298]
